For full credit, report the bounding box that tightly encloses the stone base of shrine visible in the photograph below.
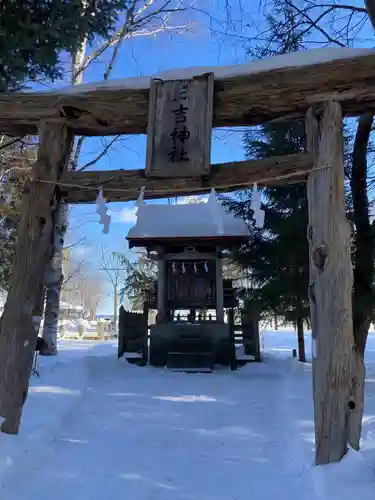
[149,322,234,369]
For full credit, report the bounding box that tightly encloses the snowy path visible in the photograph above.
[2,353,314,500]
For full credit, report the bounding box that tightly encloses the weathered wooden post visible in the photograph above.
[215,252,224,323]
[118,305,126,359]
[241,301,261,362]
[156,257,166,323]
[0,123,73,434]
[306,101,364,465]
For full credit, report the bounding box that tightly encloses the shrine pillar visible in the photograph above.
[0,123,73,434]
[157,257,166,323]
[215,253,224,322]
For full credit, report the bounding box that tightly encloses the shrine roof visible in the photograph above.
[126,196,250,244]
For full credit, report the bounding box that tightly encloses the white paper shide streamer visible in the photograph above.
[207,188,224,235]
[135,186,145,213]
[96,187,111,234]
[250,183,265,229]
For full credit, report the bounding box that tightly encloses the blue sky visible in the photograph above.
[62,1,375,314]
[64,1,255,314]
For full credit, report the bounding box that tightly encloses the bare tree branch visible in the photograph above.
[0,136,26,152]
[77,0,190,79]
[61,256,106,318]
[64,235,87,250]
[283,0,346,46]
[99,245,126,288]
[313,4,367,14]
[62,259,84,288]
[68,1,192,172]
[78,136,121,171]
[104,2,138,81]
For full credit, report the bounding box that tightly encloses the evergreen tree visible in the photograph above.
[224,7,309,361]
[120,251,157,310]
[0,0,125,91]
[226,121,309,361]
[0,0,124,289]
[0,137,36,290]
[233,0,375,363]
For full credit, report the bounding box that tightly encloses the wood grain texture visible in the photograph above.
[60,153,312,203]
[145,74,213,177]
[0,123,73,434]
[1,54,375,136]
[306,101,362,465]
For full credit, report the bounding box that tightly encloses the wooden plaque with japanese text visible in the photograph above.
[145,73,214,178]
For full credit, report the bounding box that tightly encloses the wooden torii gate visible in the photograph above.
[0,49,373,464]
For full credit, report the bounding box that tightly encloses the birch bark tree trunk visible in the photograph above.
[0,123,73,434]
[40,2,191,353]
[306,101,364,465]
[41,40,87,355]
[41,202,68,354]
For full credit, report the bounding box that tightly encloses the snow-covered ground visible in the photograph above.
[1,332,375,499]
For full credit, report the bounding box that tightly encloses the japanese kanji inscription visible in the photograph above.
[145,73,214,178]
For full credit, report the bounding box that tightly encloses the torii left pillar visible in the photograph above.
[0,123,73,434]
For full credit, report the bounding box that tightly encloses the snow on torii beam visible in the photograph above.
[1,48,375,137]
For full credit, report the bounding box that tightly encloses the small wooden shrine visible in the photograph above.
[126,190,251,371]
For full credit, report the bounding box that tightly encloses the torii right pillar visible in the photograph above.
[306,101,365,465]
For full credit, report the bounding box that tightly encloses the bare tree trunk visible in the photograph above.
[296,315,305,363]
[306,101,362,465]
[351,112,374,359]
[365,0,375,31]
[0,123,73,434]
[32,280,46,336]
[341,112,374,452]
[41,203,67,355]
[41,39,87,354]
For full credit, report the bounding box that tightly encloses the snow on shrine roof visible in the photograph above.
[127,193,250,242]
[53,47,374,95]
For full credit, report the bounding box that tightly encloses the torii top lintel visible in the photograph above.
[0,47,375,137]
